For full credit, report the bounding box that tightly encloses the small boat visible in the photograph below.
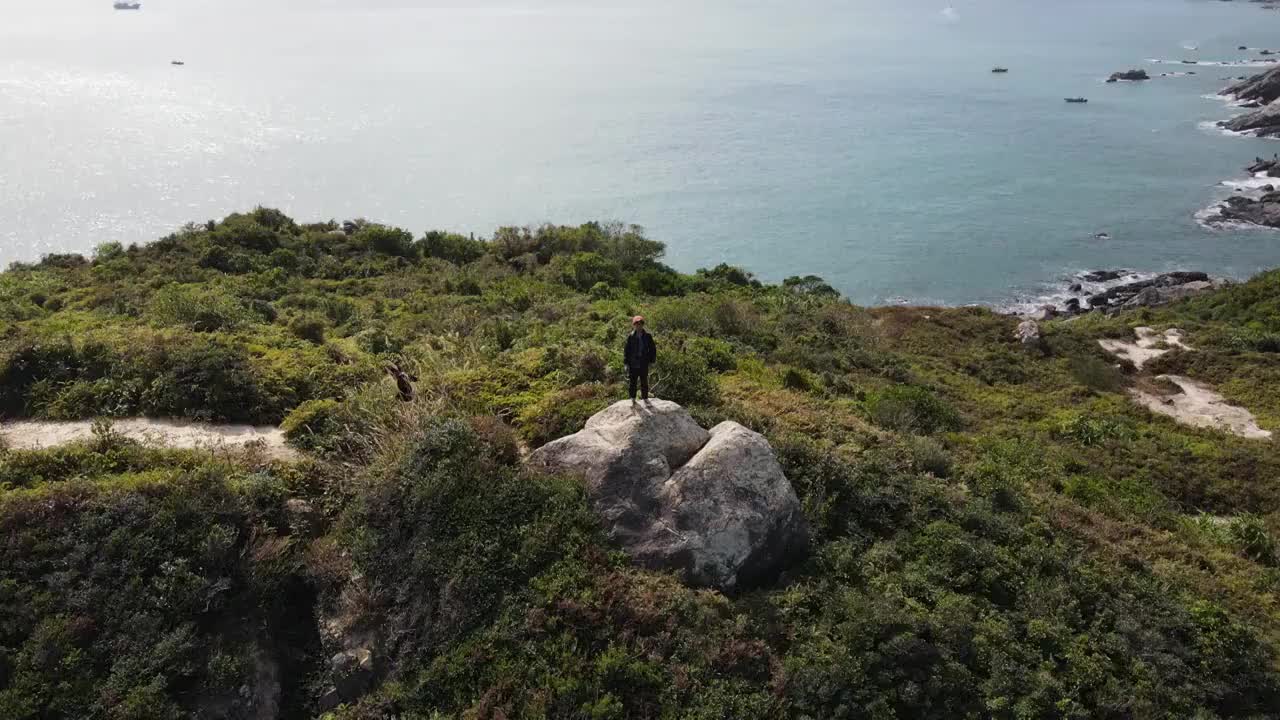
[171,60,185,66]
[1065,97,1088,103]
[1095,232,1111,241]
[113,1,141,9]
[991,67,1009,73]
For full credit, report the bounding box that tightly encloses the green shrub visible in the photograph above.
[149,283,254,332]
[289,314,328,344]
[356,225,416,258]
[1228,514,1278,566]
[1069,355,1126,393]
[1227,329,1280,353]
[589,281,613,300]
[684,336,737,372]
[138,341,267,422]
[0,469,311,719]
[517,384,611,447]
[343,418,597,665]
[418,231,486,265]
[279,387,393,460]
[199,244,253,273]
[210,213,281,251]
[648,298,715,336]
[696,263,756,287]
[93,242,125,261]
[627,268,686,296]
[712,297,758,337]
[866,385,961,434]
[558,252,622,292]
[281,398,341,444]
[782,367,816,392]
[782,275,839,297]
[907,436,952,478]
[653,352,719,406]
[1055,413,1134,447]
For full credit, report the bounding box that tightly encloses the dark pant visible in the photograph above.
[628,365,649,400]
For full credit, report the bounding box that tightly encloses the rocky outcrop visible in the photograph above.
[1246,155,1280,176]
[316,579,381,712]
[526,400,808,592]
[1082,269,1125,283]
[1219,101,1280,137]
[1020,271,1225,319]
[1015,319,1041,347]
[1107,69,1150,82]
[1205,191,1280,228]
[1222,65,1280,104]
[1084,272,1211,310]
[1121,280,1216,309]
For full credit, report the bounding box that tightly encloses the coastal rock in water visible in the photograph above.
[1122,281,1214,309]
[1107,69,1150,82]
[1220,102,1280,137]
[526,400,808,592]
[1207,192,1280,228]
[1082,269,1126,282]
[1077,272,1214,313]
[1221,66,1280,104]
[1246,155,1280,174]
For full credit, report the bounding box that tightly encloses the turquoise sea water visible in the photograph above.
[1,0,1278,305]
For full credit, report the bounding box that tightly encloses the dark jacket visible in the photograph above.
[624,330,657,369]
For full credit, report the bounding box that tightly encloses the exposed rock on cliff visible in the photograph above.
[1222,65,1280,105]
[1219,101,1280,137]
[1084,272,1213,310]
[1205,191,1280,228]
[527,400,809,592]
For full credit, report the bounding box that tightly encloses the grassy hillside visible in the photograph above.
[1,209,1278,719]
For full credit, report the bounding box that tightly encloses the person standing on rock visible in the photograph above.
[624,315,657,402]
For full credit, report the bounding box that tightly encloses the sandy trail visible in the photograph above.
[0,418,299,460]
[1097,327,1271,440]
[1097,326,1191,369]
[1131,376,1273,440]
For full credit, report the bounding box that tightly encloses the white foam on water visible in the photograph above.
[1149,58,1280,68]
[1198,119,1255,138]
[1221,172,1278,191]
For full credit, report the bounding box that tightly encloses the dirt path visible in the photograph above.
[1098,327,1272,440]
[1097,326,1191,369]
[1131,375,1273,440]
[0,418,299,460]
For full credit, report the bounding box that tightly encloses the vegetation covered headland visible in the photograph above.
[1,208,1279,718]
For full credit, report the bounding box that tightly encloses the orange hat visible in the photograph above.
[632,315,645,324]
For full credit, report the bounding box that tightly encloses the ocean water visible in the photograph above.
[2,0,1278,306]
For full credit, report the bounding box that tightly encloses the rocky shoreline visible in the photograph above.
[1011,36,1277,320]
[1014,270,1229,320]
[1203,64,1280,230]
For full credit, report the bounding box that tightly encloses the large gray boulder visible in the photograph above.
[527,400,808,592]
